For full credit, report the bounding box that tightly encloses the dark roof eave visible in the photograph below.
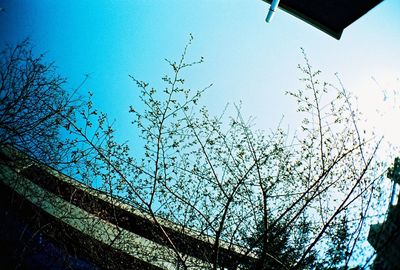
[277,4,343,39]
[261,0,383,40]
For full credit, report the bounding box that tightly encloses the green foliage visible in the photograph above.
[244,215,317,269]
[387,157,400,182]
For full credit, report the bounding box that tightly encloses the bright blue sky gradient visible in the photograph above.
[1,0,399,145]
[1,1,399,265]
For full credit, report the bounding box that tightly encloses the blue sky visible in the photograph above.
[1,1,399,265]
[1,0,399,146]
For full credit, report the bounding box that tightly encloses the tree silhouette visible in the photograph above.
[0,39,80,166]
[1,38,390,269]
[59,37,388,269]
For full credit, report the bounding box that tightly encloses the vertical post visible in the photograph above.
[390,181,397,205]
[388,157,400,205]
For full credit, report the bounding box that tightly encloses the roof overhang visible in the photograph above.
[0,146,256,269]
[262,0,384,39]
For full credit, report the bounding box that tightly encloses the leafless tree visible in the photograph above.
[0,39,80,166]
[3,37,390,269]
[59,37,390,269]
